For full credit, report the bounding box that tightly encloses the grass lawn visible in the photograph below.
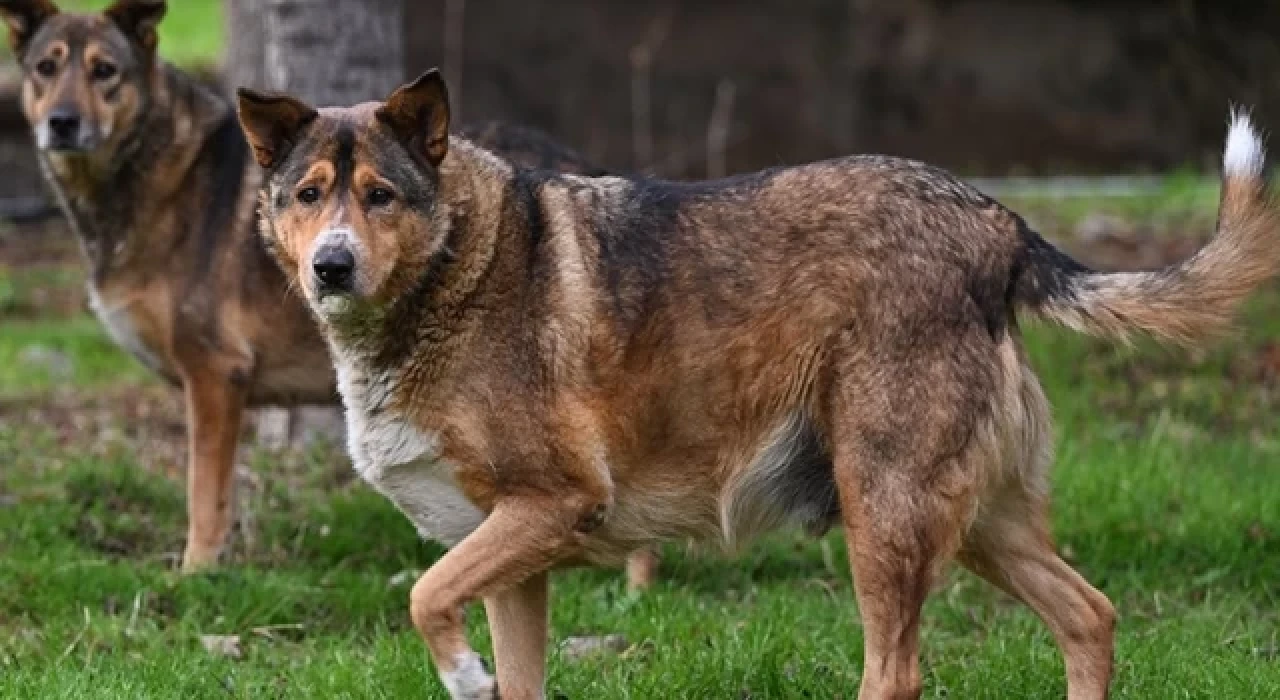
[0,188,1278,699]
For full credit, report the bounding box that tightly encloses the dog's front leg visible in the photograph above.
[484,571,548,700]
[410,497,592,700]
[180,371,246,572]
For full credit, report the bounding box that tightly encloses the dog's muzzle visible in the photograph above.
[41,109,93,152]
[312,243,356,294]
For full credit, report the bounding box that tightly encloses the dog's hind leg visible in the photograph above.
[959,488,1115,700]
[835,457,977,700]
[958,359,1114,699]
[826,331,990,700]
[180,370,247,572]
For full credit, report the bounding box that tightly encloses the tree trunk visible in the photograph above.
[224,0,405,450]
[222,0,266,93]
[263,0,405,105]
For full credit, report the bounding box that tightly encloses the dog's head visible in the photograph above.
[236,69,455,321]
[1,0,165,154]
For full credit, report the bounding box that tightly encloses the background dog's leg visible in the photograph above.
[959,490,1115,700]
[484,571,549,700]
[181,373,246,572]
[409,498,586,700]
[625,547,660,592]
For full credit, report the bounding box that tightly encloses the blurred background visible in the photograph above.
[5,1,1280,204]
[2,1,1273,354]
[399,0,1280,179]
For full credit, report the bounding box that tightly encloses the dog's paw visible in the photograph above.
[179,542,223,574]
[440,651,497,700]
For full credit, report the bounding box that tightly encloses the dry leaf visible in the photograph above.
[200,634,242,659]
[559,634,629,661]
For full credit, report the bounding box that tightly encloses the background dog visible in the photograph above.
[239,69,1279,700]
[0,0,658,588]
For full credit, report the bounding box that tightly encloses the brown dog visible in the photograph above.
[0,0,658,588]
[237,69,1278,700]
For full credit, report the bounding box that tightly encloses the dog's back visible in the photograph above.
[458,120,611,176]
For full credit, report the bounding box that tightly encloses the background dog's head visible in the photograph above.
[236,69,456,322]
[1,0,165,154]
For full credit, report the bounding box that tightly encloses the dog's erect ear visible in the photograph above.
[236,88,318,169]
[377,68,451,167]
[104,0,165,52]
[0,0,59,56]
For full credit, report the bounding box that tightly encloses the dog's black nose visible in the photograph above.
[313,244,355,290]
[47,110,80,141]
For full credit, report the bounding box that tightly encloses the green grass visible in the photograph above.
[1,0,222,68]
[1,191,1279,698]
[0,317,149,396]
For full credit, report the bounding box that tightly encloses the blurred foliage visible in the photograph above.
[0,0,222,68]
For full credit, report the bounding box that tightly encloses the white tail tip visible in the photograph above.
[1224,108,1265,177]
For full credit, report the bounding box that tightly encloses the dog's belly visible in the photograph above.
[576,414,841,563]
[721,412,841,542]
[592,411,840,558]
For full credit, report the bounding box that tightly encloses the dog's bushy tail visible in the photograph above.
[1014,109,1280,346]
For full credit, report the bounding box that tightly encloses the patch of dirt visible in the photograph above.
[0,217,77,267]
[0,385,187,470]
[1063,226,1209,273]
[0,266,89,321]
[1068,313,1280,437]
[0,217,86,321]
[0,384,188,559]
[0,381,354,564]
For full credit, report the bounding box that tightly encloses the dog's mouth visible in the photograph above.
[311,273,363,319]
[314,290,355,317]
[41,131,109,155]
[44,145,97,158]
[315,282,351,296]
[40,135,99,154]
[314,281,357,303]
[36,117,102,154]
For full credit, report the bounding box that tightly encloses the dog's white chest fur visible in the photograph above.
[335,355,485,547]
[86,283,167,374]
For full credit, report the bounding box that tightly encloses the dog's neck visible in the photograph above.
[37,62,235,285]
[323,143,530,390]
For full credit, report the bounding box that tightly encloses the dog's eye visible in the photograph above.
[91,62,118,81]
[35,59,57,77]
[297,187,321,204]
[367,187,395,207]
